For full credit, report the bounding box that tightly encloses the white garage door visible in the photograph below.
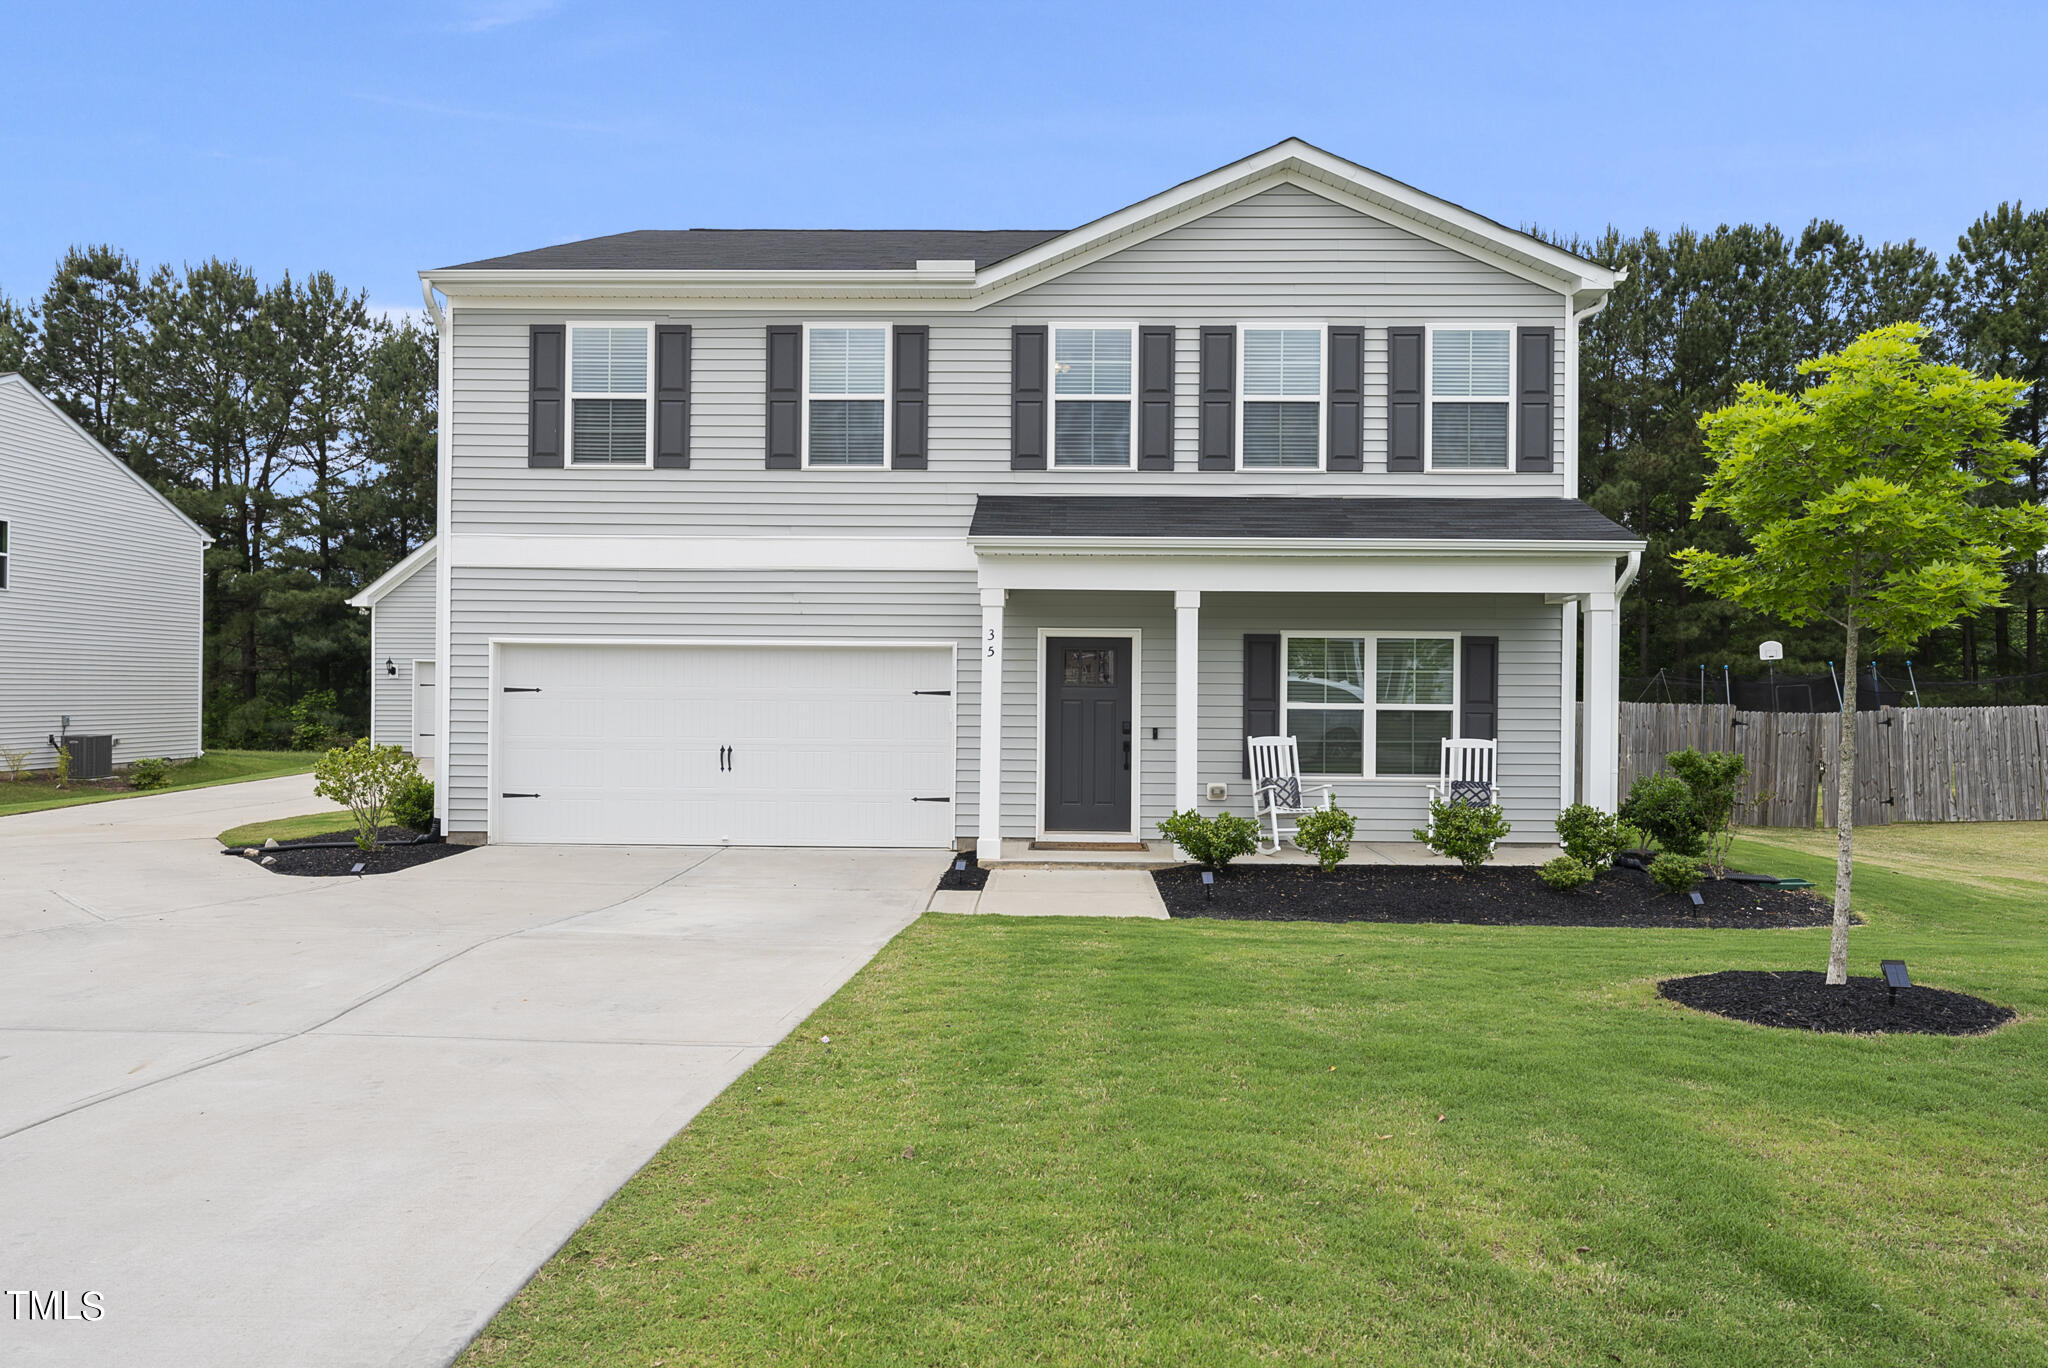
[493,642,955,847]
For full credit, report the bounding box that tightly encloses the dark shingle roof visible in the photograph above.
[439,228,1068,273]
[968,495,1637,542]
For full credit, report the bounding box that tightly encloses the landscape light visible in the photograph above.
[1202,870,1215,900]
[1880,959,1911,1004]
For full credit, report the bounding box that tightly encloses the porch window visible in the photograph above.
[1051,325,1134,467]
[805,324,889,466]
[1284,637,1365,774]
[567,324,652,464]
[1429,329,1510,470]
[1375,637,1456,775]
[1240,327,1322,468]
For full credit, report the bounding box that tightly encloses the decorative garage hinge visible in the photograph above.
[912,796,951,802]
[501,792,541,798]
[912,689,952,696]
[502,686,542,693]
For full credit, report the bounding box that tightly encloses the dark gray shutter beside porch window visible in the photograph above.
[1460,636,1499,741]
[1010,326,1047,469]
[1387,326,1424,472]
[765,325,802,469]
[528,324,564,468]
[1242,633,1280,778]
[1516,326,1555,473]
[1138,325,1175,470]
[1199,327,1235,470]
[892,325,929,470]
[654,325,691,468]
[1327,326,1364,472]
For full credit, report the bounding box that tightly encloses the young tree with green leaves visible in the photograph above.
[1677,324,2048,983]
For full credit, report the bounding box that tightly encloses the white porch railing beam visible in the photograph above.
[977,586,1006,857]
[1175,590,1200,816]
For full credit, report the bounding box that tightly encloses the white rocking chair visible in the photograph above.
[1247,735,1336,855]
[1427,737,1498,810]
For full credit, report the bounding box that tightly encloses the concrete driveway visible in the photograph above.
[0,777,940,1367]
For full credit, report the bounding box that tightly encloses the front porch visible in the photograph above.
[965,496,1644,860]
[981,837,1567,869]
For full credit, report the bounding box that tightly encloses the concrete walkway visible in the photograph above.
[0,778,941,1367]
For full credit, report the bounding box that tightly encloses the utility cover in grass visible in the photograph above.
[1659,969,2014,1035]
[1154,863,1835,928]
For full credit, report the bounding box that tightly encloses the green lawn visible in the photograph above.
[0,750,318,817]
[462,830,2048,1368]
[217,810,354,847]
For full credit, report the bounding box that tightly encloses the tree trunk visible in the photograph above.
[1828,614,1858,986]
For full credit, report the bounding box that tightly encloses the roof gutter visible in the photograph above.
[969,535,1649,558]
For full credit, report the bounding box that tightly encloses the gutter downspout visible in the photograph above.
[1565,269,1621,500]
[1614,548,1641,598]
[418,277,446,332]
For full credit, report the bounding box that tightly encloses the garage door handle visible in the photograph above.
[912,796,951,802]
[913,689,952,696]
[503,686,542,693]
[502,792,541,798]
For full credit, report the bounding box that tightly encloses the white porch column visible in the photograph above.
[1175,590,1201,814]
[1582,590,1619,811]
[1559,597,1580,813]
[976,586,1006,857]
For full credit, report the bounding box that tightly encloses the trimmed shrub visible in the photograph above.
[1666,748,1748,875]
[1292,805,1356,873]
[1554,803,1623,868]
[127,756,173,791]
[1538,855,1596,891]
[1650,852,1705,894]
[313,740,421,852]
[1158,809,1261,872]
[1413,798,1511,872]
[389,775,435,833]
[1619,772,1706,857]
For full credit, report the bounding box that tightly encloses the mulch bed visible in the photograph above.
[226,826,474,878]
[937,854,991,892]
[1152,863,1838,928]
[1659,970,2015,1035]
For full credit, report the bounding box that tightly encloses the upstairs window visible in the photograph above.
[1051,325,1134,467]
[568,325,652,465]
[805,325,889,467]
[1240,326,1322,468]
[1430,329,1511,470]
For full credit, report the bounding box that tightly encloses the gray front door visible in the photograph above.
[1044,637,1133,832]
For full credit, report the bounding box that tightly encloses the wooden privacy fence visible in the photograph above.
[1616,703,2048,826]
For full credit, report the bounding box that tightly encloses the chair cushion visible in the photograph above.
[1263,776,1302,809]
[1449,779,1493,807]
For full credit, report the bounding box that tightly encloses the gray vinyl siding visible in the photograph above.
[0,378,206,766]
[446,185,1569,538]
[368,555,436,748]
[444,567,979,835]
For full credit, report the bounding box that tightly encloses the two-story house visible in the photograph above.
[407,139,1642,854]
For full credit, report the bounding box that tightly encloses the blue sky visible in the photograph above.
[4,1,2044,317]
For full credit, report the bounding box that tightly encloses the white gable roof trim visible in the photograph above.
[0,373,213,545]
[421,139,1619,305]
[346,537,437,609]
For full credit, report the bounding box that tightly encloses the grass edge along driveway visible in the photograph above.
[0,749,317,817]
[460,828,2047,1368]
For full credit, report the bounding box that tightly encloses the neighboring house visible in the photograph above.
[345,538,439,772]
[418,139,1644,852]
[0,374,211,772]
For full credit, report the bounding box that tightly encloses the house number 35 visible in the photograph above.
[986,628,996,658]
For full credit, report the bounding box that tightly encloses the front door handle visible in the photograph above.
[1123,739,1131,771]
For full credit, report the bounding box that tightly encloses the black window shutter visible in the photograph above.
[1461,636,1499,741]
[528,324,564,468]
[1387,326,1424,472]
[1199,326,1235,470]
[1010,326,1047,469]
[1242,633,1281,778]
[1516,326,1555,473]
[892,325,929,470]
[1138,325,1175,470]
[765,325,802,469]
[1327,326,1364,472]
[654,325,691,469]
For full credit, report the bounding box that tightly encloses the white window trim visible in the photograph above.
[1423,323,1517,475]
[1235,322,1328,472]
[1279,630,1462,780]
[1047,321,1138,470]
[564,321,655,468]
[801,321,892,471]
